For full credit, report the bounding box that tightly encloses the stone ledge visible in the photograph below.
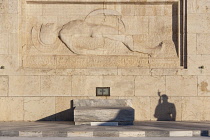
[26,0,179,3]
[0,130,209,137]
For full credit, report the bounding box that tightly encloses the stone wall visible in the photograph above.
[0,0,210,121]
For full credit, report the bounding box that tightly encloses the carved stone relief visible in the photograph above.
[31,9,177,57]
[23,2,180,68]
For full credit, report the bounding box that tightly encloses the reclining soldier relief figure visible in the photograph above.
[32,9,175,57]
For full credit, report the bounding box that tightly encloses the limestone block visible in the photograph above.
[166,76,197,96]
[0,33,8,54]
[74,106,134,122]
[55,69,87,76]
[148,16,173,45]
[0,97,24,121]
[0,76,8,96]
[85,68,118,76]
[24,97,55,121]
[9,33,18,55]
[17,69,56,76]
[198,76,210,96]
[141,5,165,16]
[8,0,18,14]
[0,0,7,14]
[200,55,210,75]
[103,76,134,96]
[187,55,202,75]
[91,122,118,126]
[41,76,71,96]
[73,99,132,107]
[43,4,103,16]
[7,14,18,33]
[202,97,210,121]
[26,4,42,16]
[197,0,210,13]
[187,0,197,14]
[187,34,197,55]
[119,97,150,121]
[188,14,210,33]
[151,69,182,76]
[149,59,180,68]
[71,76,103,96]
[135,76,165,96]
[118,68,150,76]
[0,55,20,75]
[121,4,135,16]
[197,34,210,55]
[22,55,56,69]
[181,97,203,121]
[164,4,175,16]
[122,16,148,35]
[9,76,40,96]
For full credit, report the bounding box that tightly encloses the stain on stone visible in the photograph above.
[200,81,210,92]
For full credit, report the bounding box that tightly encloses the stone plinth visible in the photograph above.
[74,99,134,125]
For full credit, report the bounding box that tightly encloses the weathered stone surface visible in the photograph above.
[24,97,55,121]
[0,97,24,121]
[9,76,40,96]
[103,76,135,96]
[198,76,210,96]
[145,131,169,137]
[19,131,42,137]
[1,0,210,122]
[0,76,8,96]
[181,97,203,121]
[166,76,197,96]
[197,34,210,55]
[170,131,193,137]
[93,131,119,137]
[72,76,103,96]
[135,76,165,96]
[91,122,118,126]
[119,131,145,137]
[41,76,71,96]
[73,99,132,107]
[74,99,134,124]
[68,131,93,137]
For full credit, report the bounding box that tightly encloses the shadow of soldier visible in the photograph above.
[154,94,176,121]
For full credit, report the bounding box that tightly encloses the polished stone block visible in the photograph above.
[74,99,134,125]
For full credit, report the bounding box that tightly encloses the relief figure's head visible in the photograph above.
[39,23,59,45]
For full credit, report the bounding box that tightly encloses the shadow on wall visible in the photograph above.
[154,92,176,121]
[37,100,75,121]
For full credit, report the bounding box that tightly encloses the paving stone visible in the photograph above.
[67,131,93,137]
[0,131,19,137]
[145,131,169,137]
[93,131,119,137]
[19,131,42,137]
[42,131,67,137]
[119,131,145,137]
[170,131,193,137]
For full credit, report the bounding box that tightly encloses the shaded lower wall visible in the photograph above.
[0,92,210,121]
